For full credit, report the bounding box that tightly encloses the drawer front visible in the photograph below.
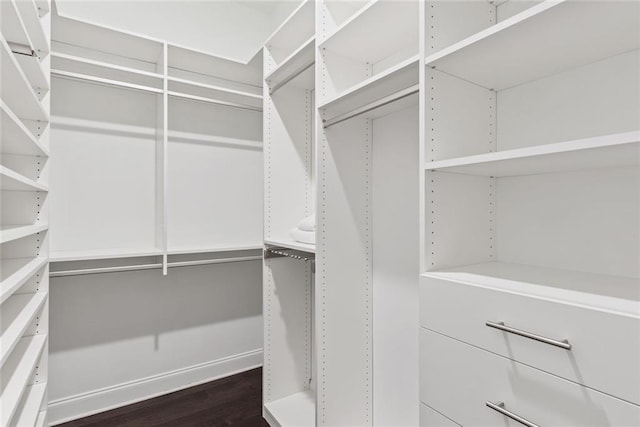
[420,276,640,404]
[421,403,460,427]
[420,328,640,426]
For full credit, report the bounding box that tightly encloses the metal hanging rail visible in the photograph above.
[264,247,315,262]
[322,84,419,129]
[49,255,262,278]
[8,41,35,57]
[51,69,163,94]
[168,91,263,112]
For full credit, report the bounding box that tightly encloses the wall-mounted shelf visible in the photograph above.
[0,165,47,192]
[1,36,48,121]
[10,382,47,427]
[0,0,33,51]
[168,130,262,150]
[15,52,48,92]
[425,131,640,177]
[167,245,263,256]
[265,0,315,67]
[0,100,48,157]
[425,0,640,90]
[0,292,47,366]
[266,36,314,95]
[264,390,315,427]
[0,334,47,427]
[0,224,47,245]
[265,238,315,254]
[0,256,48,305]
[50,248,163,263]
[14,0,49,55]
[168,77,262,111]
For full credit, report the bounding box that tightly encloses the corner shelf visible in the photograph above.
[0,256,48,304]
[10,382,47,427]
[424,0,640,90]
[265,36,315,95]
[0,224,47,245]
[0,292,48,367]
[264,390,316,427]
[0,334,47,427]
[425,131,640,177]
[0,165,47,192]
[0,100,48,157]
[423,262,640,317]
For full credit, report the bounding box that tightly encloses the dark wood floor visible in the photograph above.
[59,368,269,427]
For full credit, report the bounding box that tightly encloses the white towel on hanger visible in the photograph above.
[290,228,315,245]
[297,214,315,232]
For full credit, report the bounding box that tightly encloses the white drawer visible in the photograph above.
[421,403,460,426]
[420,275,640,404]
[420,328,640,426]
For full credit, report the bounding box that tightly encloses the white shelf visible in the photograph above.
[0,36,48,122]
[52,69,163,95]
[425,0,640,90]
[168,130,262,150]
[265,0,315,64]
[425,131,640,177]
[14,0,48,55]
[423,262,640,317]
[167,245,262,256]
[0,100,48,157]
[0,334,47,427]
[50,247,163,262]
[0,257,48,305]
[168,77,263,110]
[266,36,315,94]
[15,53,48,92]
[0,292,47,367]
[264,390,315,427]
[0,224,47,245]
[10,382,46,427]
[0,0,33,51]
[319,55,419,124]
[35,410,46,427]
[34,0,49,18]
[319,0,418,64]
[265,238,315,254]
[0,166,47,192]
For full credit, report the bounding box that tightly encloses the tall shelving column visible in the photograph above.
[0,0,51,425]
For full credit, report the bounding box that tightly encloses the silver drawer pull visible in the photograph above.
[486,321,571,350]
[486,401,540,427]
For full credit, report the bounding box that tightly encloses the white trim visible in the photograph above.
[47,349,263,426]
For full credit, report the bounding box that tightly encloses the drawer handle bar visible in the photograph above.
[486,401,540,427]
[486,321,571,350]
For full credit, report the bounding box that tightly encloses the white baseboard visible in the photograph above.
[48,349,263,426]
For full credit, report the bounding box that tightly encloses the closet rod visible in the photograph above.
[269,61,314,95]
[168,91,263,112]
[9,41,35,56]
[322,84,419,128]
[49,255,262,278]
[52,69,164,94]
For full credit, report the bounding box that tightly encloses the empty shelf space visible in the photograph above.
[266,36,315,94]
[10,382,46,427]
[1,0,33,52]
[1,36,48,122]
[14,0,48,55]
[320,0,419,64]
[423,262,640,317]
[167,244,263,256]
[425,131,640,177]
[0,292,47,367]
[266,0,315,65]
[265,238,315,254]
[0,224,47,245]
[264,390,315,427]
[0,257,48,304]
[425,0,640,90]
[0,100,48,156]
[0,166,47,192]
[319,55,419,126]
[15,53,48,92]
[0,334,47,427]
[50,247,163,262]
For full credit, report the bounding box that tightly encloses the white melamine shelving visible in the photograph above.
[0,334,47,427]
[0,292,47,366]
[0,101,48,156]
[50,248,163,263]
[425,131,640,177]
[15,54,49,92]
[14,0,49,55]
[425,0,640,90]
[0,36,47,122]
[264,391,316,427]
[265,36,315,94]
[10,382,47,427]
[264,238,315,254]
[0,0,33,50]
[0,165,47,192]
[265,0,315,66]
[0,257,48,304]
[167,77,262,110]
[0,225,47,245]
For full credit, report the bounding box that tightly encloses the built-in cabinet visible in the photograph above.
[0,0,51,425]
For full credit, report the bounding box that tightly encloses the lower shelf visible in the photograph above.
[265,238,315,254]
[10,382,46,427]
[264,390,315,427]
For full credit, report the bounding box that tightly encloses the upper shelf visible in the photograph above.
[14,0,49,56]
[425,0,640,91]
[0,256,48,305]
[265,238,315,254]
[319,0,419,64]
[425,131,640,177]
[0,165,48,192]
[168,76,262,111]
[265,36,315,95]
[0,100,48,157]
[0,224,48,245]
[0,0,33,51]
[265,0,314,65]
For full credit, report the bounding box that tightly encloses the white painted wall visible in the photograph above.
[55,0,302,63]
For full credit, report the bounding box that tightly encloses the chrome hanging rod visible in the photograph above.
[8,42,35,57]
[52,69,163,94]
[49,255,262,278]
[168,91,263,112]
[322,84,419,129]
[269,61,314,96]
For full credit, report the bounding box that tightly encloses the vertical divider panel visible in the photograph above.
[157,43,168,274]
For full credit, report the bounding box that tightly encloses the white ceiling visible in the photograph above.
[54,0,303,63]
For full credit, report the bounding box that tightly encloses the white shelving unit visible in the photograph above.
[49,13,264,271]
[420,0,640,425]
[0,1,50,425]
